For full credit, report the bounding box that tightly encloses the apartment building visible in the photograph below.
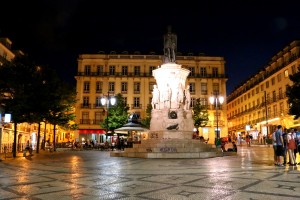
[74,51,228,144]
[227,40,300,140]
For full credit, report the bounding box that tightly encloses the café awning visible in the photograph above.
[78,129,106,134]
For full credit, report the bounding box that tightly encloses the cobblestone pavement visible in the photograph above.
[0,146,300,200]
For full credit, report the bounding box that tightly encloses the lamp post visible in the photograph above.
[101,92,116,137]
[209,95,224,145]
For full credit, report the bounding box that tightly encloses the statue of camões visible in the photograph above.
[163,26,177,63]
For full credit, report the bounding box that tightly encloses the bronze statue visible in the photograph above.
[163,26,177,63]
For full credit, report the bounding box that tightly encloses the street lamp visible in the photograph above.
[209,95,224,145]
[101,93,116,136]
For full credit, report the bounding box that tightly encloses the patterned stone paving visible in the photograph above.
[0,146,300,200]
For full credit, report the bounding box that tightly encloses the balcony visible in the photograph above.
[131,104,142,109]
[80,103,91,109]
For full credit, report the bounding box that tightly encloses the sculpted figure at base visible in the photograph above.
[184,85,191,110]
[162,84,172,109]
[176,83,184,108]
[151,85,160,109]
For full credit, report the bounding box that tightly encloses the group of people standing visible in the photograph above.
[272,125,300,167]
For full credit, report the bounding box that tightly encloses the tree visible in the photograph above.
[45,81,77,151]
[100,93,129,132]
[0,55,78,155]
[141,104,151,128]
[0,55,37,157]
[192,98,209,128]
[286,66,300,119]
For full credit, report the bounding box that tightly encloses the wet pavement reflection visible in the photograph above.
[1,146,300,199]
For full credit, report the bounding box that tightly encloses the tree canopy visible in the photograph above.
[192,98,209,128]
[100,93,129,132]
[286,66,300,119]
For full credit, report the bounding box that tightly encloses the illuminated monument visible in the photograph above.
[111,27,221,158]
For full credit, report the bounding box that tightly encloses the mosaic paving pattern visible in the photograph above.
[0,147,300,200]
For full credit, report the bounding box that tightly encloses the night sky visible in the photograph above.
[1,1,300,95]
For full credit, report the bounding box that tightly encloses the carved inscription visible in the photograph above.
[160,147,177,152]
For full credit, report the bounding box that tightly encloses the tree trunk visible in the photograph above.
[53,124,56,151]
[36,122,41,154]
[13,122,17,158]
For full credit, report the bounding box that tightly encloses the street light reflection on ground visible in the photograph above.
[209,95,224,145]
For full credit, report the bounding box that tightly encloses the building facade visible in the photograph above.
[74,51,228,144]
[227,40,300,141]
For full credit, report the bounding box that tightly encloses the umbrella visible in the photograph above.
[114,126,150,132]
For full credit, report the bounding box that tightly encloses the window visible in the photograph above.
[266,81,269,88]
[97,65,103,75]
[81,112,89,124]
[272,91,276,102]
[277,73,282,82]
[247,93,250,99]
[200,98,208,106]
[84,65,91,75]
[133,97,140,108]
[284,69,289,77]
[83,97,89,107]
[122,66,128,75]
[260,84,264,91]
[109,82,115,92]
[256,87,259,94]
[292,65,296,74]
[213,83,219,94]
[267,107,271,117]
[121,82,128,93]
[149,82,155,94]
[134,66,140,76]
[96,81,102,93]
[109,65,115,75]
[83,81,90,93]
[95,112,102,124]
[273,105,278,116]
[201,83,207,95]
[134,82,140,93]
[252,89,254,96]
[188,67,195,77]
[271,77,275,85]
[189,83,195,93]
[212,67,218,77]
[200,67,207,77]
[191,97,196,108]
[149,66,156,75]
[95,97,101,107]
[279,87,283,99]
[123,97,127,106]
[279,102,284,114]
